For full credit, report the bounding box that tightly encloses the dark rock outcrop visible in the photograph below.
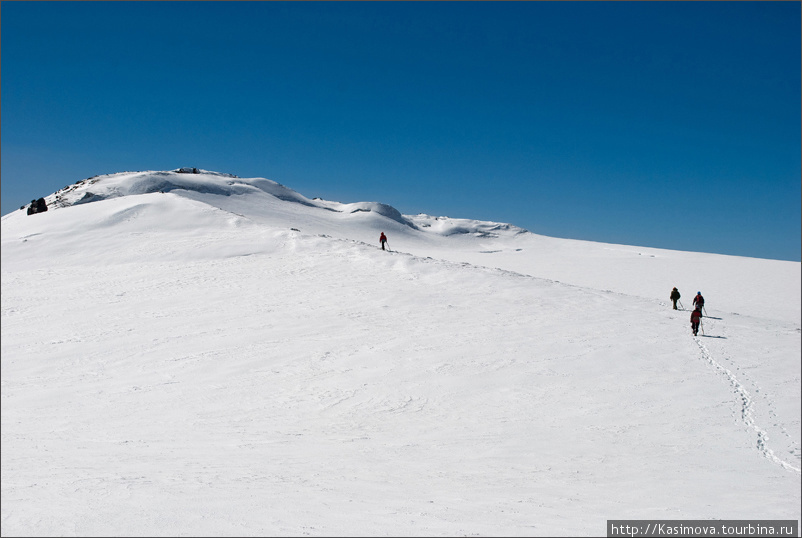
[27,198,48,215]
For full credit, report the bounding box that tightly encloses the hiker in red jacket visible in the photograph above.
[690,308,702,336]
[693,292,705,312]
[379,232,388,251]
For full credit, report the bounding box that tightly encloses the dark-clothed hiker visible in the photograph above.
[380,232,388,251]
[670,287,681,310]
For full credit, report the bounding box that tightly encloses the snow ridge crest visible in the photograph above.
[27,168,529,237]
[40,169,421,229]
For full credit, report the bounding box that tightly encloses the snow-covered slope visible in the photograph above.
[2,170,800,536]
[10,168,799,323]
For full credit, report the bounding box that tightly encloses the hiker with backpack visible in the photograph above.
[690,307,702,336]
[670,287,681,310]
[693,292,705,313]
[379,232,388,251]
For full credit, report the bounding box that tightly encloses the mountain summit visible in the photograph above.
[26,168,530,238]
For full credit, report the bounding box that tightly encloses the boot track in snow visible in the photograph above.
[693,336,800,474]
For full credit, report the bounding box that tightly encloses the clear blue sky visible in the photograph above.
[2,1,800,261]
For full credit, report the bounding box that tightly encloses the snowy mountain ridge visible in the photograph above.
[27,168,527,237]
[4,168,800,324]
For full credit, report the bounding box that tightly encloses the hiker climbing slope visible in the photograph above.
[693,291,705,314]
[690,307,702,336]
[670,287,681,310]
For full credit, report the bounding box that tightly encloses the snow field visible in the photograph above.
[2,172,799,536]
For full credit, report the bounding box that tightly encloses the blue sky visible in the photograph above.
[2,1,800,261]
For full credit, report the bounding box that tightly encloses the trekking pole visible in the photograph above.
[678,300,684,310]
[703,306,708,317]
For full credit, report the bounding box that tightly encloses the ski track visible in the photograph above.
[693,332,801,474]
